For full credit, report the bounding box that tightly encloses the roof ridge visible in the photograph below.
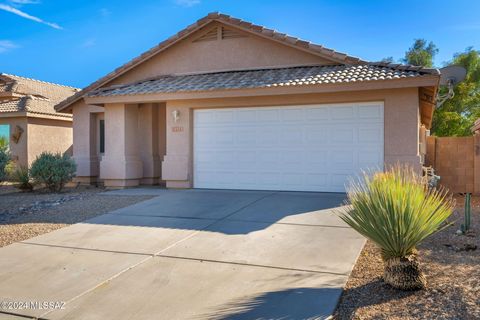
[0,73,80,90]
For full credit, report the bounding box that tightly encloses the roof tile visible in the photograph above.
[88,64,438,98]
[0,74,77,118]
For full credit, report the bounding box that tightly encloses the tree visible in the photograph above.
[402,39,438,67]
[381,56,394,63]
[431,48,480,136]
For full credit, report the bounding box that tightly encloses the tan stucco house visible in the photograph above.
[55,12,438,192]
[0,73,77,167]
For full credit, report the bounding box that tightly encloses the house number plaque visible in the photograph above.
[172,126,184,133]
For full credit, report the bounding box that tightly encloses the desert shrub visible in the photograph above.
[0,145,11,182]
[10,166,33,191]
[337,165,454,290]
[30,152,76,192]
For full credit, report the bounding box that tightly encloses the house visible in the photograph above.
[0,73,77,167]
[55,12,438,192]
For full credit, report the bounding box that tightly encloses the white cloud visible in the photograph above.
[0,4,62,29]
[175,0,200,7]
[9,0,41,4]
[0,40,18,53]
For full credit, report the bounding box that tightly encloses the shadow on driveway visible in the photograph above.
[202,287,342,320]
[85,189,348,235]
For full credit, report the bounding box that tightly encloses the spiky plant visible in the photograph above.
[337,165,454,290]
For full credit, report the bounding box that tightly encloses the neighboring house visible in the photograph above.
[0,73,78,167]
[55,12,438,192]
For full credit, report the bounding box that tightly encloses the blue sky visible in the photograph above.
[0,0,478,88]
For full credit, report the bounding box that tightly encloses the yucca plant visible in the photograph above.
[337,165,454,290]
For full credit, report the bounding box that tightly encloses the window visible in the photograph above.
[99,120,105,154]
[0,124,9,148]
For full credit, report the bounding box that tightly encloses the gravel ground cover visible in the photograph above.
[334,195,480,320]
[0,185,154,248]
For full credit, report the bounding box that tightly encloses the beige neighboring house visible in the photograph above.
[0,73,77,168]
[55,12,439,192]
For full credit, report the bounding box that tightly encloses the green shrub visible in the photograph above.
[337,165,454,290]
[30,152,76,192]
[0,145,11,182]
[0,136,8,149]
[10,166,33,191]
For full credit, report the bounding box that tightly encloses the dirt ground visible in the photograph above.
[0,184,154,248]
[334,195,480,320]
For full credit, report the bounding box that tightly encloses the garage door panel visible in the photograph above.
[257,127,280,146]
[358,104,383,118]
[305,107,330,120]
[305,127,329,144]
[235,128,256,145]
[194,103,384,192]
[215,110,234,123]
[358,127,383,143]
[195,111,216,124]
[305,174,330,188]
[331,106,356,119]
[257,109,280,122]
[331,128,354,143]
[281,108,305,121]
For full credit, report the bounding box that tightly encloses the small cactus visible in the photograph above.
[460,193,471,233]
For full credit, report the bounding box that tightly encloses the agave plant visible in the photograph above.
[337,165,454,290]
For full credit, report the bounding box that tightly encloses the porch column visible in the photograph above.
[162,103,191,188]
[138,103,161,185]
[100,103,143,187]
[72,105,101,184]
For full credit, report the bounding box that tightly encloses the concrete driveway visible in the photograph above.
[0,189,365,320]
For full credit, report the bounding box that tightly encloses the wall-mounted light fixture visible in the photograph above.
[172,110,180,123]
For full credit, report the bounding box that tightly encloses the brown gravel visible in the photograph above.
[334,195,480,320]
[0,185,154,248]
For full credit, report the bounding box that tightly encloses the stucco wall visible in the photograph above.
[72,103,104,183]
[161,87,421,188]
[0,117,28,167]
[27,117,72,164]
[111,22,331,85]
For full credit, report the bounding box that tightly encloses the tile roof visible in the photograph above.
[88,64,439,98]
[0,95,72,118]
[0,74,77,118]
[56,12,369,111]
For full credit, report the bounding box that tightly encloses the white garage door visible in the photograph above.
[193,102,384,192]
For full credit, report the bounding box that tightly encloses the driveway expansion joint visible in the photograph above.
[18,241,154,257]
[0,310,38,319]
[155,254,350,277]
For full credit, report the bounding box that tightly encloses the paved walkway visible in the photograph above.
[0,189,364,320]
